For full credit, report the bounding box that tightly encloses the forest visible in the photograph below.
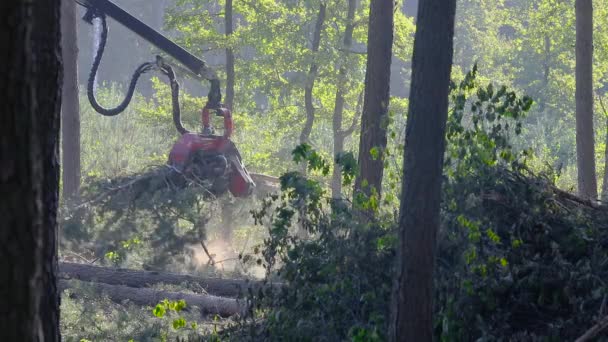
[2,0,608,340]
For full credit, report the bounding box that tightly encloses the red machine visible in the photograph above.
[168,106,255,197]
[79,0,255,198]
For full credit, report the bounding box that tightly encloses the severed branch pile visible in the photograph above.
[436,166,608,340]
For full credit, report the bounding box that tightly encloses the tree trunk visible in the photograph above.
[225,0,235,110]
[390,0,457,340]
[575,0,597,200]
[62,0,82,200]
[59,262,276,297]
[331,0,358,199]
[354,0,394,199]
[299,3,326,147]
[0,1,62,340]
[602,112,608,201]
[60,280,244,317]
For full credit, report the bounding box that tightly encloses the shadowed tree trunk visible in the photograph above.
[575,0,597,200]
[354,0,393,199]
[331,0,358,199]
[390,0,457,340]
[299,3,326,147]
[603,114,608,201]
[0,1,62,340]
[222,0,236,237]
[62,0,82,200]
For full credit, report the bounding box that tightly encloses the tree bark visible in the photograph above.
[354,0,394,199]
[62,0,82,200]
[575,0,597,200]
[222,0,236,238]
[331,0,358,199]
[390,0,457,340]
[225,0,235,110]
[299,3,326,146]
[59,262,274,298]
[602,119,608,201]
[0,1,62,340]
[60,280,244,317]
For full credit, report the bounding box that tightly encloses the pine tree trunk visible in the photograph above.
[331,0,357,199]
[62,0,82,200]
[0,1,62,340]
[575,0,597,200]
[390,0,457,340]
[354,0,394,199]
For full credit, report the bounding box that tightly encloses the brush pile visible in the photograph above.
[61,165,220,268]
[437,165,608,340]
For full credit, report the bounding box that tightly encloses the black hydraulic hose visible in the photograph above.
[158,61,190,135]
[86,11,155,116]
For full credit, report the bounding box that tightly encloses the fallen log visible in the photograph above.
[59,262,271,297]
[250,172,280,196]
[59,280,244,317]
[575,314,608,342]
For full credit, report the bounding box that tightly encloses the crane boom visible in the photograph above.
[76,0,216,81]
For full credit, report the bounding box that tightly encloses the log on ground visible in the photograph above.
[59,280,245,317]
[59,262,272,298]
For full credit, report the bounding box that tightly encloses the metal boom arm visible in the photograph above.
[77,0,216,81]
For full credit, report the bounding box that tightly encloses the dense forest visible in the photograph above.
[3,0,608,340]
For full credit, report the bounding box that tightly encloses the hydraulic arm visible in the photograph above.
[75,0,255,197]
[75,0,222,107]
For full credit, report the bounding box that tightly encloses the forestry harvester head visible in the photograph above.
[168,106,255,198]
[78,0,255,198]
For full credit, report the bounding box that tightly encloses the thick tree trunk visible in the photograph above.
[60,280,244,317]
[575,0,597,200]
[602,113,608,201]
[299,3,326,146]
[225,0,235,110]
[390,0,457,340]
[0,1,62,340]
[354,0,393,199]
[331,0,358,199]
[62,0,82,200]
[59,262,274,297]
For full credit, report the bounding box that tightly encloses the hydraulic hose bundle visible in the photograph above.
[82,5,219,134]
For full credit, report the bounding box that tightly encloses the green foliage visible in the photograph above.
[61,288,214,341]
[79,88,171,179]
[62,166,220,269]
[227,73,608,341]
[234,145,394,341]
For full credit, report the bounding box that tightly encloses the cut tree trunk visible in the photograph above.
[60,280,244,317]
[250,172,280,196]
[354,0,394,200]
[575,0,597,200]
[59,262,273,298]
[61,0,82,200]
[0,1,62,340]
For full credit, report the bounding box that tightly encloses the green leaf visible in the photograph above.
[153,304,166,318]
[172,317,186,330]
